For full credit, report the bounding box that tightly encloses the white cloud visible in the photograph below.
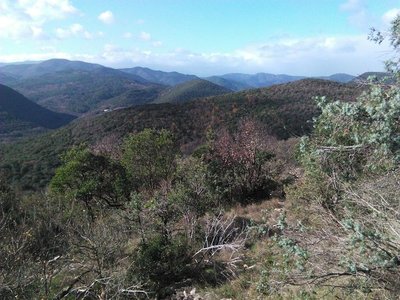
[98,10,114,24]
[55,23,93,39]
[0,34,390,77]
[152,41,163,47]
[18,0,78,21]
[340,0,369,29]
[0,0,78,39]
[340,0,363,12]
[88,34,389,76]
[123,32,133,39]
[139,31,151,41]
[382,8,400,26]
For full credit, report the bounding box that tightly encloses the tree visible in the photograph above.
[122,129,178,191]
[50,146,130,219]
[283,15,400,296]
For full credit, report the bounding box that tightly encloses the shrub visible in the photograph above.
[122,129,178,191]
[206,119,281,204]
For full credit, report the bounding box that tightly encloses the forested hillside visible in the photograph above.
[154,79,232,104]
[1,59,163,115]
[0,84,75,142]
[0,78,359,190]
[120,66,199,86]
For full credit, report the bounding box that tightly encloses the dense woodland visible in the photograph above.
[0,18,399,300]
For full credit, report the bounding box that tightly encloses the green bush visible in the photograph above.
[122,129,178,190]
[128,234,194,297]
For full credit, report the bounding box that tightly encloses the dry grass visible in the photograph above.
[226,197,285,224]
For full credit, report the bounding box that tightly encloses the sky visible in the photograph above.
[0,0,399,76]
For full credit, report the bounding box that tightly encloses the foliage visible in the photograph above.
[280,16,400,297]
[207,119,281,204]
[301,86,399,177]
[122,128,178,190]
[129,234,194,297]
[50,146,130,218]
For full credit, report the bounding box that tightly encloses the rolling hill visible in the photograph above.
[204,76,253,91]
[154,79,232,104]
[351,72,393,84]
[2,59,165,114]
[0,78,361,190]
[0,59,142,83]
[317,73,355,83]
[0,84,75,142]
[217,72,306,88]
[120,66,199,86]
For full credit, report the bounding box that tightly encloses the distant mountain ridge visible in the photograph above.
[316,73,355,83]
[351,72,393,84]
[204,76,253,91]
[0,58,362,116]
[217,72,306,88]
[120,66,199,86]
[0,59,164,114]
[0,58,148,83]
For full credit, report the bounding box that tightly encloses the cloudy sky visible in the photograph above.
[0,0,398,76]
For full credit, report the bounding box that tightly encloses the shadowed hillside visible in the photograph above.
[0,84,75,142]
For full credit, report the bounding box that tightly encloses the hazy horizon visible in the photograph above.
[0,0,398,76]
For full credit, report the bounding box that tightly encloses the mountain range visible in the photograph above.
[0,58,381,146]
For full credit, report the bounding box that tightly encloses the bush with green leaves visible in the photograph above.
[50,146,130,218]
[286,16,400,296]
[128,233,194,297]
[122,128,178,191]
[300,15,400,185]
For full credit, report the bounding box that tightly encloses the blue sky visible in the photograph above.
[0,0,399,75]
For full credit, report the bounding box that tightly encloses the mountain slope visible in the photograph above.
[154,79,232,104]
[351,72,393,84]
[120,67,199,86]
[317,73,355,83]
[204,76,253,91]
[0,84,75,142]
[0,78,361,189]
[219,72,306,88]
[0,59,145,83]
[5,60,165,114]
